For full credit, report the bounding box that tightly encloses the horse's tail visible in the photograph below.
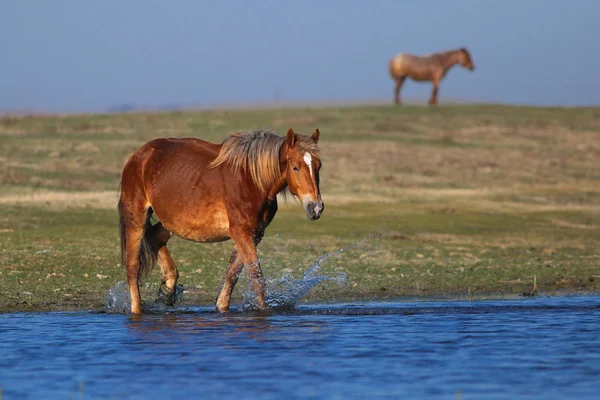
[118,194,127,269]
[118,191,157,279]
[138,208,157,278]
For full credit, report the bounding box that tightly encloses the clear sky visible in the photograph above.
[1,1,598,112]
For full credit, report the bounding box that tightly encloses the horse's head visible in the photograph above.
[283,128,324,220]
[459,48,475,71]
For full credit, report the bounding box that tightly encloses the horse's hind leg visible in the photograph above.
[157,246,178,305]
[119,200,149,314]
[146,222,178,305]
[394,76,406,105]
[124,227,144,314]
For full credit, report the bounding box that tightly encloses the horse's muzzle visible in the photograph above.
[305,200,324,220]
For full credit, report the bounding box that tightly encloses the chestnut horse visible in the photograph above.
[118,128,323,314]
[389,47,475,106]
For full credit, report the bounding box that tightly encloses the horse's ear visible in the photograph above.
[311,128,320,144]
[286,128,296,147]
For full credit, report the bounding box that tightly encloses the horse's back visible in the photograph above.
[389,53,424,77]
[135,137,219,160]
[390,52,440,81]
[125,137,217,176]
[133,137,222,195]
[121,137,232,242]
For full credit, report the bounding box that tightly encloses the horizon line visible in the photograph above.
[1,97,599,117]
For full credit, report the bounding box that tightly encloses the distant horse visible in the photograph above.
[118,128,324,314]
[389,47,475,106]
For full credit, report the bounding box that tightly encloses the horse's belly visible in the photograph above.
[160,206,231,243]
[410,73,431,82]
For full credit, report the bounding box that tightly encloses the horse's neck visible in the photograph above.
[439,50,461,70]
[267,173,288,201]
[266,145,290,200]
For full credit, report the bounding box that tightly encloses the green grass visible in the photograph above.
[1,104,599,311]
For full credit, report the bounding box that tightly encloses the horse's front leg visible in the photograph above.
[231,228,266,310]
[429,79,440,106]
[216,228,266,312]
[246,257,266,310]
[215,249,243,312]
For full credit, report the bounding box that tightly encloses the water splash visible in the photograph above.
[243,230,387,311]
[242,249,348,311]
[103,282,184,314]
[104,281,130,314]
[104,225,385,313]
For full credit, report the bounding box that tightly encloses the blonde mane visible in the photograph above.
[208,129,320,193]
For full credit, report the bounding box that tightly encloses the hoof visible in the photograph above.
[157,284,176,306]
[131,305,143,314]
[215,305,229,313]
[215,298,230,313]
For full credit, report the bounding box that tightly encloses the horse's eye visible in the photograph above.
[292,166,299,172]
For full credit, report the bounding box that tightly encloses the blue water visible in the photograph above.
[1,296,600,399]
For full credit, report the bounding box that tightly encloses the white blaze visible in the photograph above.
[303,152,313,177]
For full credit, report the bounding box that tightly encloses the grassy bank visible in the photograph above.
[1,104,599,311]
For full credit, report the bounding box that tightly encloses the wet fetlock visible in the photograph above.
[157,284,176,306]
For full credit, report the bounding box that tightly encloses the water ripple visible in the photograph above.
[1,296,600,399]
